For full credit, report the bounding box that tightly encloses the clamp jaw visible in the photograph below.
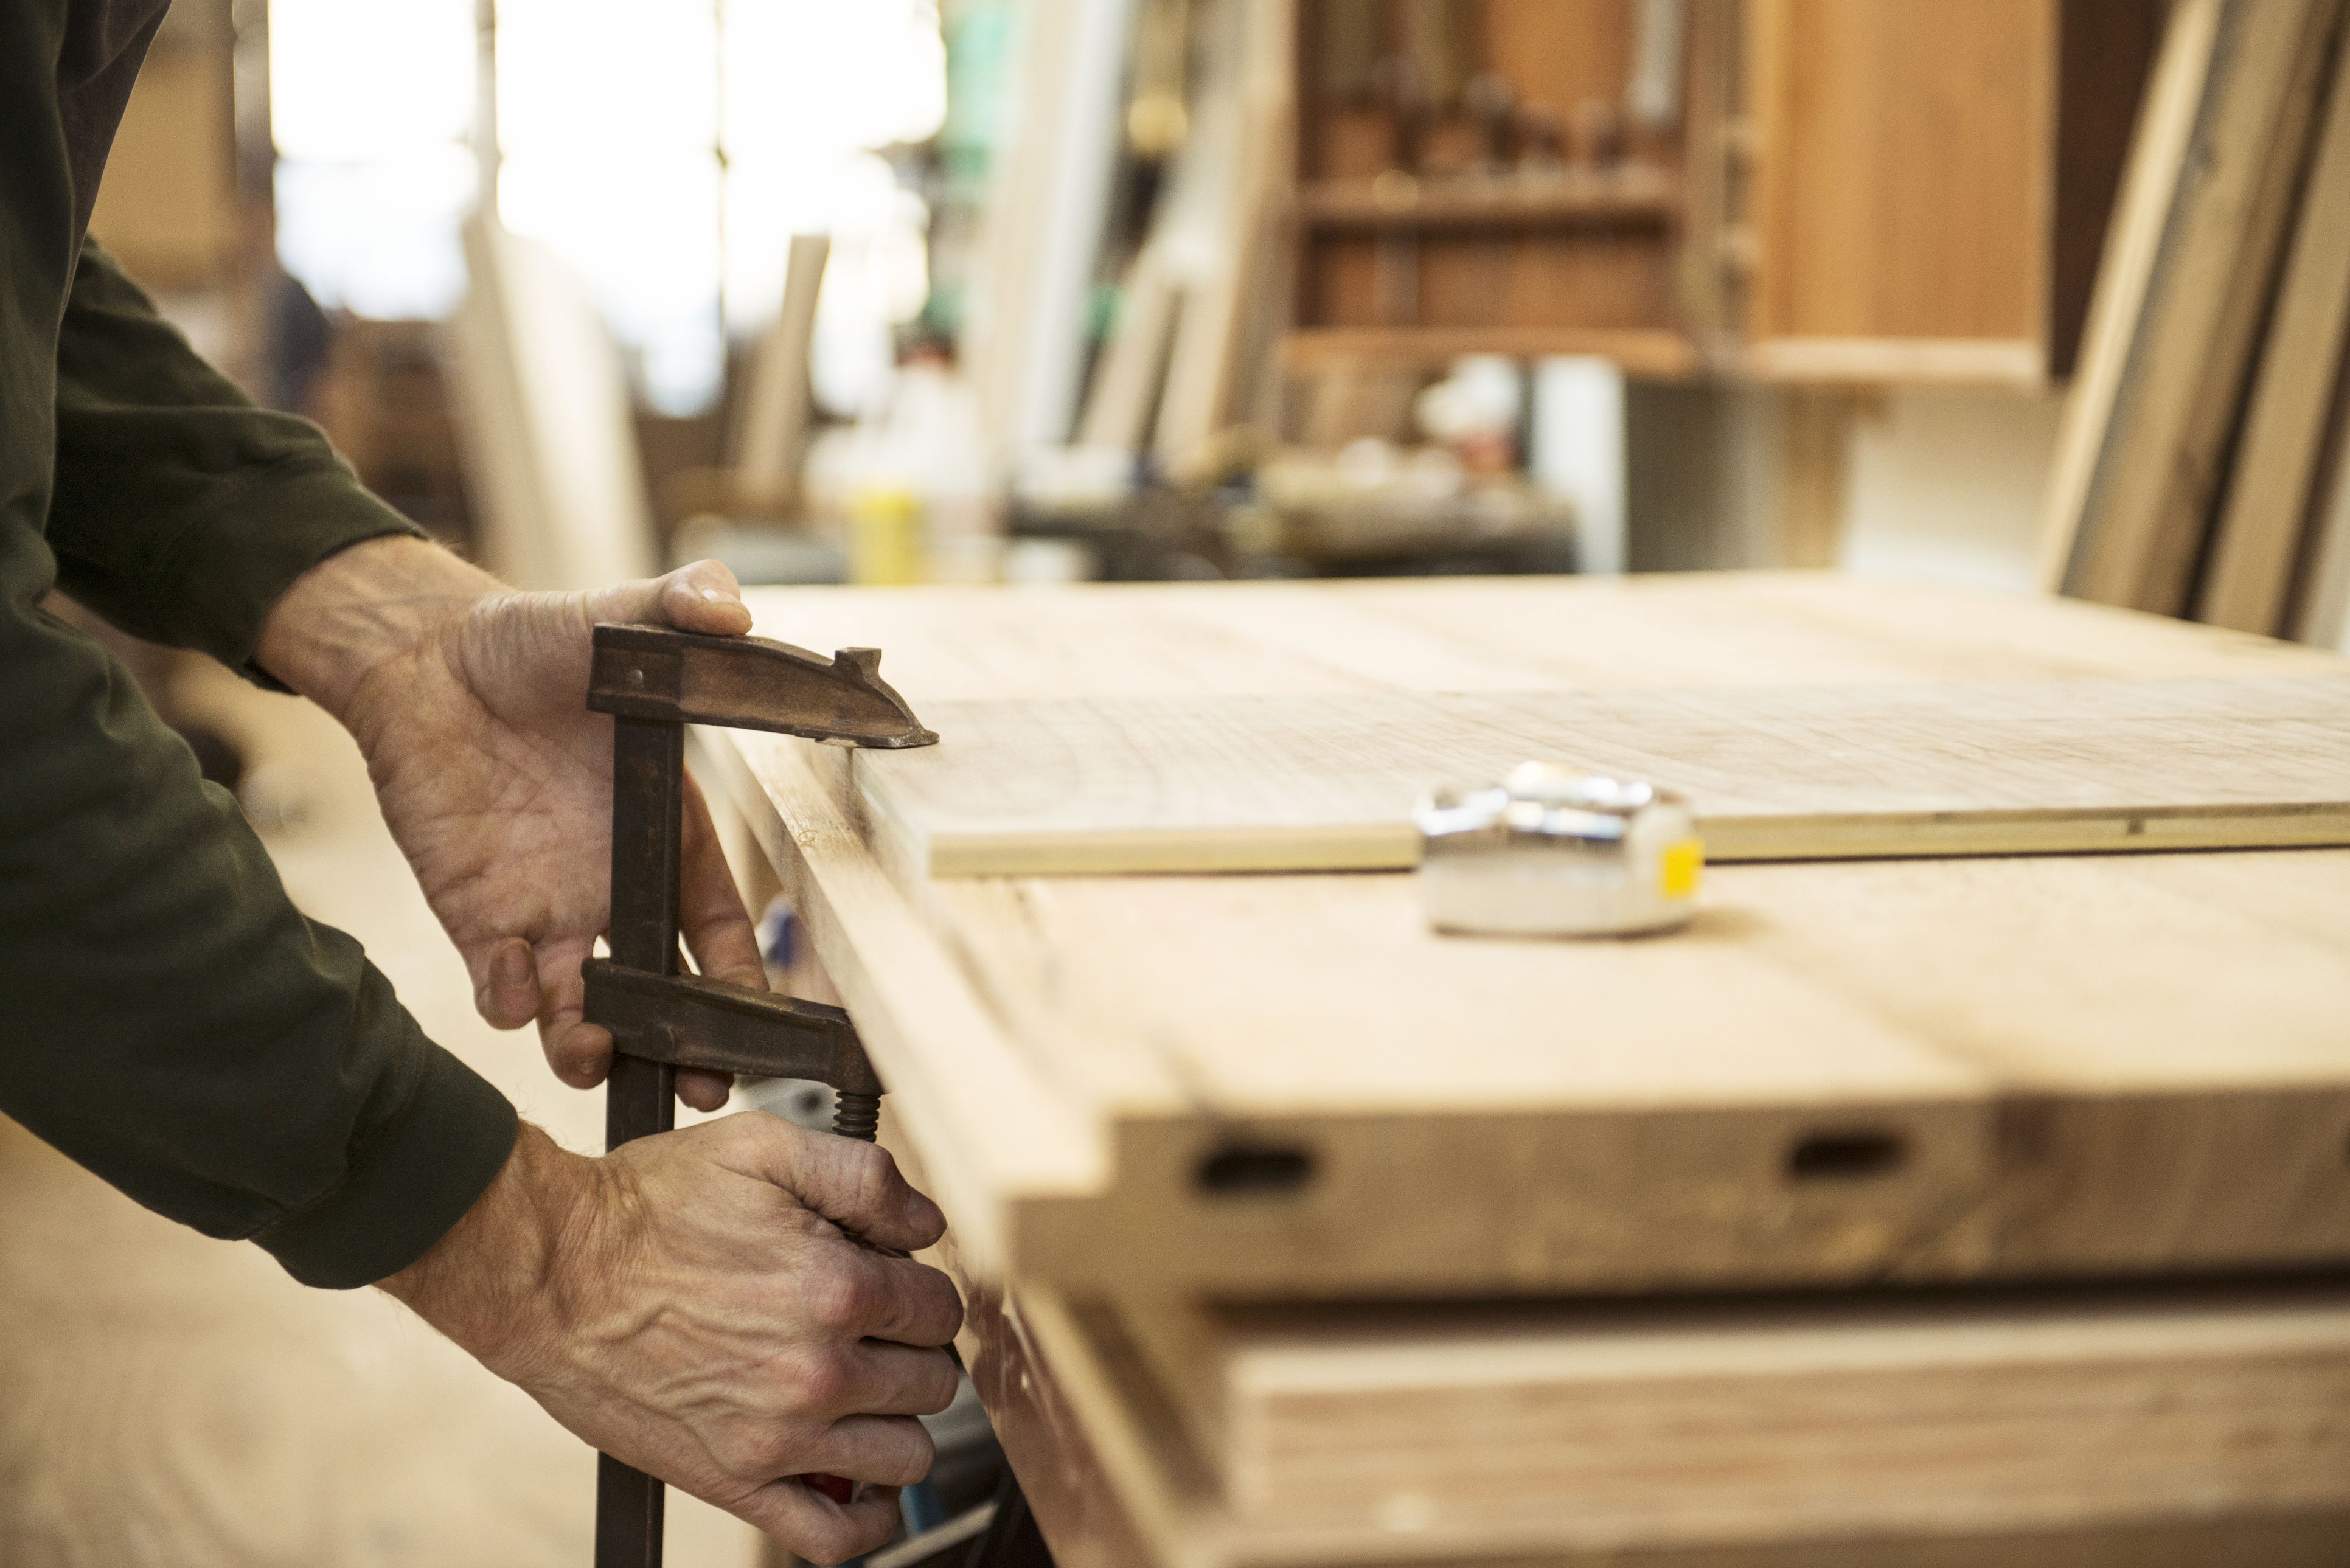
[586,623,938,748]
[580,622,935,1567]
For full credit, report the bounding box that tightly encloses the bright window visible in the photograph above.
[269,0,946,414]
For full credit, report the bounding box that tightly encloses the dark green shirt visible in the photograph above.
[2,0,518,1288]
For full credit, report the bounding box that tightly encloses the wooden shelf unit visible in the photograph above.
[1290,0,1698,359]
[1281,0,2162,387]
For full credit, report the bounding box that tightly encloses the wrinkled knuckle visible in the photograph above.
[726,1109,788,1154]
[711,1425,788,1482]
[805,1264,877,1334]
[779,1345,855,1415]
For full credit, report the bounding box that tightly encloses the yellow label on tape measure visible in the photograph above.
[1661,838,1705,899]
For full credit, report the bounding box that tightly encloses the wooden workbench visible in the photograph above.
[700,574,2350,1567]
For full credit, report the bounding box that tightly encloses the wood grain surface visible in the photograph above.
[1115,1285,2350,1557]
[1748,0,2054,348]
[959,1277,2350,1568]
[706,577,2350,1300]
[854,676,2350,875]
[737,576,2350,876]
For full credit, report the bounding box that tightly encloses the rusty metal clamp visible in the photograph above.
[581,622,936,1568]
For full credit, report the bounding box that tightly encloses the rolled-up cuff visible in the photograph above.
[252,1044,520,1289]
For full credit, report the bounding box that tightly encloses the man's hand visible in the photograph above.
[383,1114,963,1563]
[255,535,756,1108]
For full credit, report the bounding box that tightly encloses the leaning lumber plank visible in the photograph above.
[2198,21,2350,633]
[2037,0,2225,591]
[2293,375,2350,649]
[2047,0,2339,614]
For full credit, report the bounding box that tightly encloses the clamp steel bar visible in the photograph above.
[596,715,685,1568]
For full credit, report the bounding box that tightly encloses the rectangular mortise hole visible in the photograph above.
[1787,1129,1908,1182]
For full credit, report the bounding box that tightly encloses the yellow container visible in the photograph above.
[848,486,926,585]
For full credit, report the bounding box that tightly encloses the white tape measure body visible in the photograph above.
[1414,765,1703,937]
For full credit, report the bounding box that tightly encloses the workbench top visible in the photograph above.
[703,574,2350,1300]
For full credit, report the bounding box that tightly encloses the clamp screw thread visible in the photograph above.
[833,1091,881,1142]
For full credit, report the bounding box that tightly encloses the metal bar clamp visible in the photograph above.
[581,622,936,1568]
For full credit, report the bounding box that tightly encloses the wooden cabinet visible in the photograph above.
[1284,0,2161,386]
[1288,0,1701,375]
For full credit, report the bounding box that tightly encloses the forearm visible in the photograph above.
[0,530,518,1286]
[254,534,500,723]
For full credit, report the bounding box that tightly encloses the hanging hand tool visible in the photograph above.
[580,622,937,1568]
[1369,49,1430,325]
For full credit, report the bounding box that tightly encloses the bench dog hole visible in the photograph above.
[1196,1142,1316,1196]
[1786,1129,1908,1182]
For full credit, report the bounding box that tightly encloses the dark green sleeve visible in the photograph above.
[0,244,519,1289]
[0,585,517,1286]
[47,241,422,679]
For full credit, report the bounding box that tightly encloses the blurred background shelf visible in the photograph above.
[1281,325,1699,377]
[1293,170,1681,229]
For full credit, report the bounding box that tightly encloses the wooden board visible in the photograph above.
[2037,0,2224,591]
[732,577,2350,877]
[2049,0,2340,614]
[2296,384,2350,650]
[2197,18,2350,634]
[844,676,2350,875]
[705,577,2350,1301]
[1110,1285,2350,1558]
[956,1271,2350,1568]
[736,575,2344,706]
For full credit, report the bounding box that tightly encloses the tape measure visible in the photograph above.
[1414,765,1703,937]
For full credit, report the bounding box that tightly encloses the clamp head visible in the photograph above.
[588,624,939,750]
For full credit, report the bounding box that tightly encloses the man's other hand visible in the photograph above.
[255,535,759,1109]
[381,1114,962,1563]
